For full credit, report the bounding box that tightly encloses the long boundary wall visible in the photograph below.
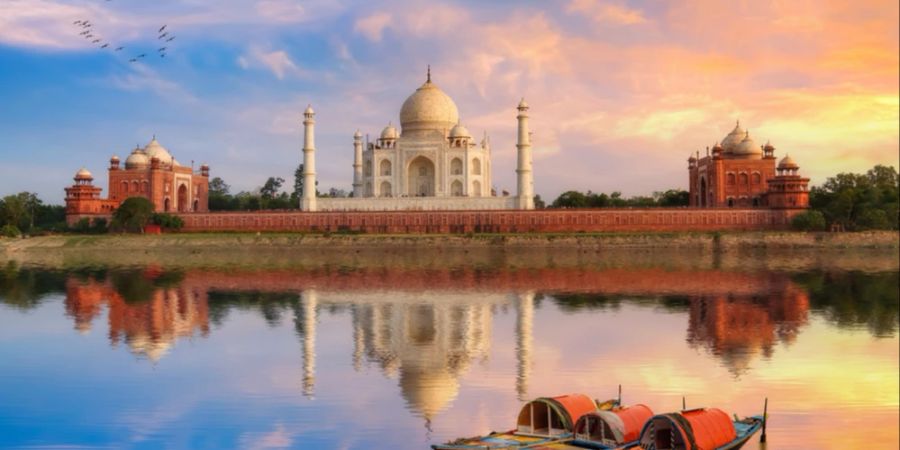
[174,208,801,233]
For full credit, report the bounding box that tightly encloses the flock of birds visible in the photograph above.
[73,19,176,63]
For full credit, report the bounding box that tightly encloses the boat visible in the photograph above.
[636,408,764,450]
[432,394,615,449]
[522,404,654,449]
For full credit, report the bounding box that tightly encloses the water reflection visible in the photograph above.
[0,261,897,449]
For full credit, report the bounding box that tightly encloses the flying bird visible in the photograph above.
[92,39,101,43]
[159,25,167,33]
[73,20,82,25]
[115,46,124,51]
[100,43,109,48]
[157,47,167,52]
[80,31,89,35]
[166,36,175,42]
[137,53,146,58]
[158,32,168,39]
[129,58,137,63]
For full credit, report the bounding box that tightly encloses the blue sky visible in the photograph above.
[1,0,898,204]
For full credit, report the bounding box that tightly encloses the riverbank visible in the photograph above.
[1,231,897,272]
[2,230,897,251]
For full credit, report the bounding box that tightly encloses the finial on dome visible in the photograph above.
[427,65,431,83]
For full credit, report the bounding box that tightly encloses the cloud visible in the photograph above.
[354,12,392,42]
[239,47,306,80]
[567,0,648,25]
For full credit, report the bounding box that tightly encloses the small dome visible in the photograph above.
[764,140,775,151]
[304,104,314,115]
[688,154,697,162]
[144,137,173,165]
[449,122,471,138]
[75,167,93,180]
[125,148,149,169]
[518,98,529,109]
[733,131,763,157]
[721,120,746,152]
[712,141,724,152]
[381,122,399,140]
[110,155,120,162]
[354,129,362,139]
[399,75,459,134]
[779,154,799,169]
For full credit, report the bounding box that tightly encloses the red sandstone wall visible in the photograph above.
[176,208,798,233]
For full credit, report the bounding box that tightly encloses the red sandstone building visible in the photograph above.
[65,137,209,225]
[688,121,809,209]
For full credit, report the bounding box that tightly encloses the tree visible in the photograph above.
[112,197,154,233]
[1,194,28,230]
[208,177,233,211]
[293,164,304,201]
[551,191,588,208]
[809,165,899,230]
[791,210,826,231]
[260,177,284,200]
[533,195,545,209]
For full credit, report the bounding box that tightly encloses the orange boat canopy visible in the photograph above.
[639,408,737,450]
[573,404,654,445]
[516,394,597,437]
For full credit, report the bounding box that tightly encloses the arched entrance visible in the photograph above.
[164,198,170,212]
[451,180,463,196]
[407,156,435,197]
[699,177,707,207]
[177,184,188,212]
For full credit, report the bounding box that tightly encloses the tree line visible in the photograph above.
[548,189,690,208]
[208,164,349,211]
[792,164,898,231]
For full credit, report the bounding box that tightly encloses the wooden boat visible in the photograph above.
[636,408,764,450]
[523,404,654,449]
[432,394,617,449]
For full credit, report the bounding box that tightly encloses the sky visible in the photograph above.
[0,0,898,204]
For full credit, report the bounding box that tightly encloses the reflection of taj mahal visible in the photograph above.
[303,68,534,211]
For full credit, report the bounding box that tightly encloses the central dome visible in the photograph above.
[399,76,459,135]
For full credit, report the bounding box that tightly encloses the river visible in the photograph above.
[0,249,897,449]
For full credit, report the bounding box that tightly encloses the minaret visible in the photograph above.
[301,104,317,211]
[300,289,317,398]
[352,130,363,197]
[515,291,534,401]
[516,98,534,210]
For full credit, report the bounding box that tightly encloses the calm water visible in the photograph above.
[0,253,897,449]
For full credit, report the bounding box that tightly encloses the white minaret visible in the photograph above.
[301,104,317,211]
[516,98,534,210]
[352,130,363,198]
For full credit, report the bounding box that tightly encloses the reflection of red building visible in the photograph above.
[687,283,809,375]
[65,137,209,226]
[688,121,809,209]
[64,276,210,361]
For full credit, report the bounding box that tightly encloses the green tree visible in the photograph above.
[208,177,233,211]
[260,177,284,200]
[533,195,545,209]
[809,165,899,230]
[551,191,589,208]
[791,210,827,231]
[112,197,154,233]
[1,194,28,230]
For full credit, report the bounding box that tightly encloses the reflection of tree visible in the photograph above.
[793,271,899,337]
[206,291,300,327]
[109,269,185,304]
[0,262,67,310]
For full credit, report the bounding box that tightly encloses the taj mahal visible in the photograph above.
[302,68,535,212]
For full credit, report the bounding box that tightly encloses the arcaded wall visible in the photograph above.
[176,208,800,233]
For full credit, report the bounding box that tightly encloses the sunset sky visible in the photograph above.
[1,0,897,203]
